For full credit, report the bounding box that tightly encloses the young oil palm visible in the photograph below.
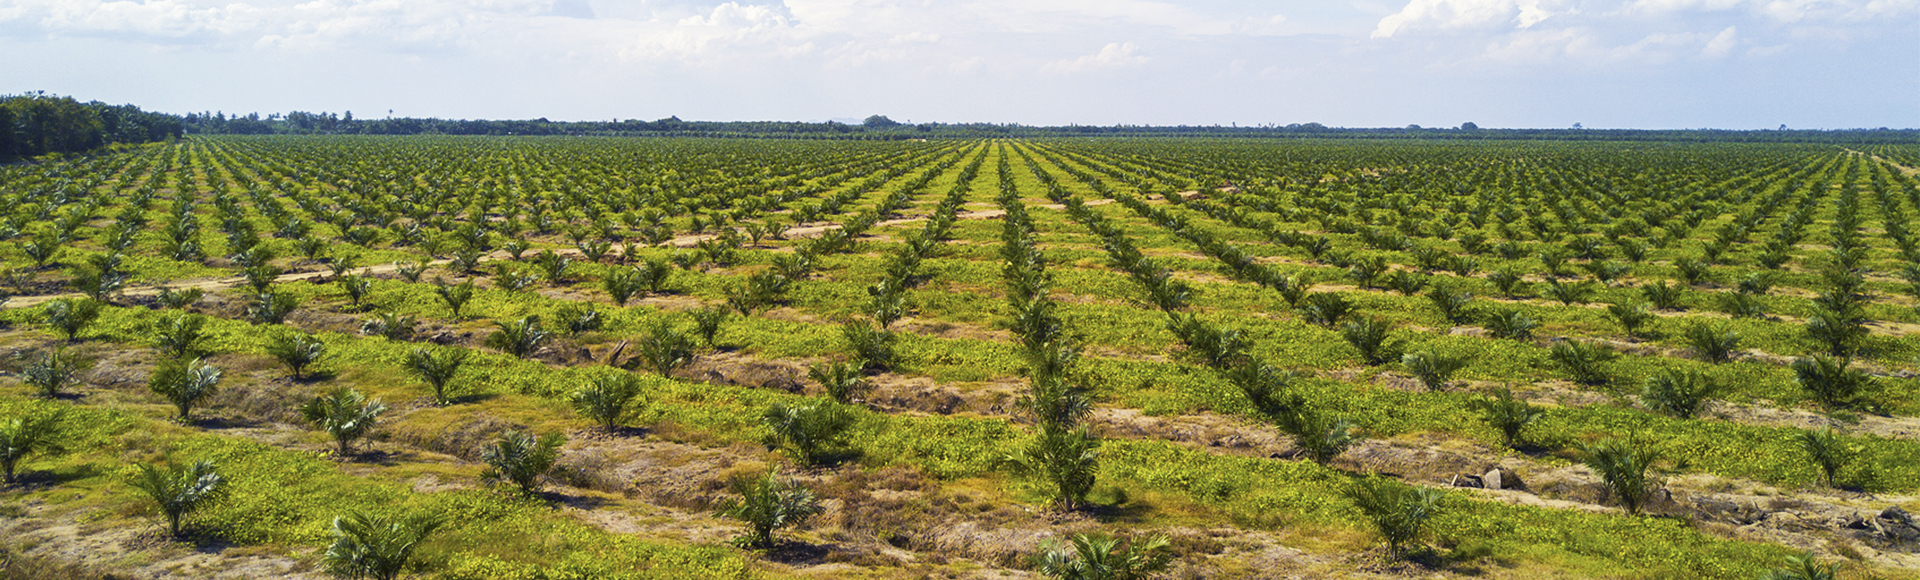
[320,510,446,580]
[300,388,388,457]
[129,460,223,538]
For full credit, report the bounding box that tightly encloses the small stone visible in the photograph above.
[1483,469,1503,490]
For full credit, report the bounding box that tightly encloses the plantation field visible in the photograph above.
[3,135,1919,579]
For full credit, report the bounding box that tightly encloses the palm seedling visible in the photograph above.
[70,255,128,300]
[1410,246,1449,272]
[1488,266,1530,297]
[393,261,428,283]
[1031,532,1174,580]
[493,264,539,293]
[155,287,205,310]
[1736,271,1780,295]
[1340,316,1402,365]
[726,270,790,314]
[450,248,485,273]
[405,347,470,405]
[1640,369,1717,419]
[1757,552,1838,580]
[1717,292,1768,319]
[267,331,328,379]
[532,250,572,283]
[485,316,550,358]
[715,469,823,549]
[129,460,223,538]
[1275,273,1312,307]
[1013,424,1102,510]
[1386,270,1427,296]
[1675,258,1714,285]
[246,290,299,324]
[18,230,62,268]
[42,298,102,343]
[434,278,476,319]
[480,430,565,495]
[326,253,358,279]
[1537,247,1574,278]
[552,303,602,336]
[1400,350,1468,391]
[242,264,282,294]
[1640,280,1688,311]
[1790,355,1868,412]
[1345,475,1445,560]
[1,407,64,483]
[808,362,869,405]
[1606,301,1655,339]
[1482,308,1539,340]
[570,372,644,432]
[1797,428,1852,489]
[1277,406,1363,465]
[697,237,738,267]
[1469,388,1543,449]
[1346,256,1389,288]
[1543,279,1597,306]
[762,400,857,466]
[320,510,446,580]
[637,259,673,293]
[690,306,730,348]
[1448,255,1481,277]
[1165,313,1248,370]
[1683,322,1741,364]
[636,323,696,377]
[866,281,910,328]
[601,266,646,306]
[1585,260,1631,286]
[1426,283,1475,324]
[1804,308,1869,358]
[148,358,223,423]
[19,348,91,399]
[1548,340,1617,387]
[1582,438,1661,514]
[300,388,388,456]
[1904,263,1920,300]
[840,319,897,372]
[361,312,417,341]
[336,274,373,309]
[1021,348,1093,425]
[1298,292,1354,328]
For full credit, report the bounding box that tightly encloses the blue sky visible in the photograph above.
[3,0,1914,128]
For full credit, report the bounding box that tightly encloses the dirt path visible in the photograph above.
[1844,147,1920,178]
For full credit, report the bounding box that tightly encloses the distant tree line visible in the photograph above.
[182,111,1918,144]
[0,92,185,161]
[0,93,1901,146]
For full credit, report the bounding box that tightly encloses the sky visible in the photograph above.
[1,0,1915,129]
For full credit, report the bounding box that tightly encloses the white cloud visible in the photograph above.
[1373,0,1557,38]
[1702,25,1735,55]
[616,2,798,61]
[1042,41,1148,73]
[1374,0,1916,65]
